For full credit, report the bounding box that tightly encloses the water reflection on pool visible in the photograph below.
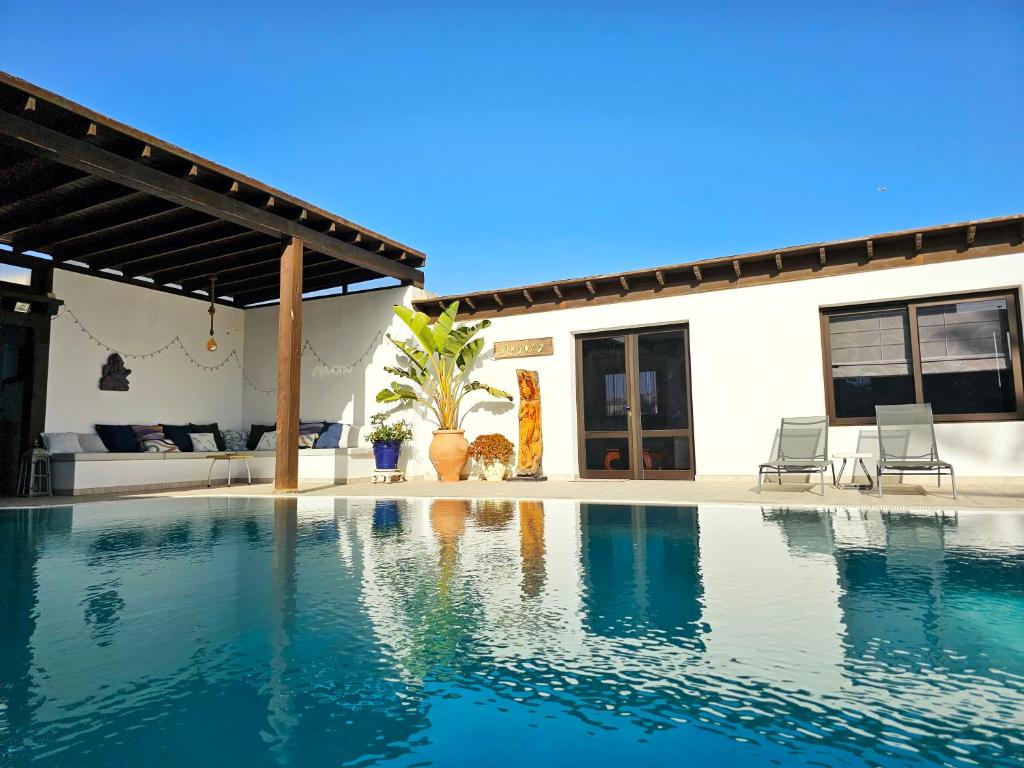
[1,498,1022,767]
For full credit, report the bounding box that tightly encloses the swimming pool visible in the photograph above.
[1,498,1021,767]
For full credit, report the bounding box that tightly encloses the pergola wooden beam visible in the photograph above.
[81,219,244,270]
[0,109,424,285]
[14,196,185,252]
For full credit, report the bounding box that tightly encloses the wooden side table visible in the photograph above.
[833,452,874,490]
[207,453,253,487]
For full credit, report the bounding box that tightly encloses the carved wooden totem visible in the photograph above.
[516,369,542,476]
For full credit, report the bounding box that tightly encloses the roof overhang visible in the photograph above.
[0,71,425,307]
[414,214,1024,319]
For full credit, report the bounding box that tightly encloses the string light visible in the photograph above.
[54,304,385,397]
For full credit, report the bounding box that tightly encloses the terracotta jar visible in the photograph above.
[429,429,469,482]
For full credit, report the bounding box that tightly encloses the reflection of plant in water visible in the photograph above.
[373,500,488,682]
[471,499,515,531]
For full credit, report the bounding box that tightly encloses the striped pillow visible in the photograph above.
[132,425,179,453]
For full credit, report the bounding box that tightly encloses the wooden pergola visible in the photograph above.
[0,72,425,491]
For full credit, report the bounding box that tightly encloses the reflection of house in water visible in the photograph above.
[0,506,74,754]
[580,504,704,642]
[765,507,1024,744]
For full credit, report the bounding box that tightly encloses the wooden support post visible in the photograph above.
[274,236,303,492]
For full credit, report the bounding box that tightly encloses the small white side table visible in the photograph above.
[207,453,253,487]
[833,452,874,490]
[372,468,405,484]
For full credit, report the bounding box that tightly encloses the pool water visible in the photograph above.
[1,498,1022,767]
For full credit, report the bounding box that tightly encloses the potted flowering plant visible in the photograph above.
[466,433,515,481]
[367,413,413,470]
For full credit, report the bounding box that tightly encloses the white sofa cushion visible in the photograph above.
[42,432,83,454]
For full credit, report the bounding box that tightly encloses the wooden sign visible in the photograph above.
[494,337,553,360]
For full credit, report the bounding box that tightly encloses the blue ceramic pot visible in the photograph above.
[373,440,402,470]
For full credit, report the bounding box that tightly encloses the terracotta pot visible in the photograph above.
[429,430,469,482]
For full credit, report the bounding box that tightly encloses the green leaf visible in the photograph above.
[443,319,489,357]
[456,338,484,371]
[386,334,428,372]
[375,382,422,404]
[464,381,514,401]
[432,301,460,352]
[384,365,425,385]
[393,305,436,354]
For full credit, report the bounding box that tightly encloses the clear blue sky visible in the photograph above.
[2,1,1021,296]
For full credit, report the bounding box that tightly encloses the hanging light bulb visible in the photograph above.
[206,275,218,352]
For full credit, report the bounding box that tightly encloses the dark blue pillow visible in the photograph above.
[95,424,141,453]
[162,424,194,452]
[314,422,346,449]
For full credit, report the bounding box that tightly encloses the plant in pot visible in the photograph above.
[376,301,512,482]
[467,434,515,481]
[367,412,413,470]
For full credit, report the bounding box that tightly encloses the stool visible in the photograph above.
[18,449,52,497]
[372,468,405,484]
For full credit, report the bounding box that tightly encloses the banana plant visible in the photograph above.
[376,301,512,429]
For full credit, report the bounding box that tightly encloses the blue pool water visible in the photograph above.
[1,498,1022,767]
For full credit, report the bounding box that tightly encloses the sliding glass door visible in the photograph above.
[575,326,695,480]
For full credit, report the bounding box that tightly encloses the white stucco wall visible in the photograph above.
[425,250,1024,480]
[46,270,246,433]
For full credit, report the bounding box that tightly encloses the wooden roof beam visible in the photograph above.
[0,109,424,284]
[464,296,476,310]
[553,284,564,300]
[732,259,741,278]
[523,288,533,304]
[915,233,923,253]
[693,265,702,282]
[655,269,665,287]
[619,276,629,291]
[585,280,596,296]
[493,292,504,307]
[865,239,874,260]
[966,224,976,248]
[819,247,827,265]
[774,252,783,272]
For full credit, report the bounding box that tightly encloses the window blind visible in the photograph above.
[829,309,911,378]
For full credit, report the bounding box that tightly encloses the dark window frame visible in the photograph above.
[819,289,1024,426]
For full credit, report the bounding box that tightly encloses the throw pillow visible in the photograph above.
[142,438,179,453]
[162,424,194,452]
[300,421,326,436]
[95,424,141,453]
[255,431,277,451]
[132,424,164,442]
[76,433,108,453]
[298,433,318,449]
[314,422,348,449]
[247,423,275,450]
[189,423,225,451]
[189,432,219,452]
[222,429,247,452]
[41,432,83,454]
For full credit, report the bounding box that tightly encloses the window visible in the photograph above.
[0,261,32,287]
[604,371,659,416]
[822,291,1024,424]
